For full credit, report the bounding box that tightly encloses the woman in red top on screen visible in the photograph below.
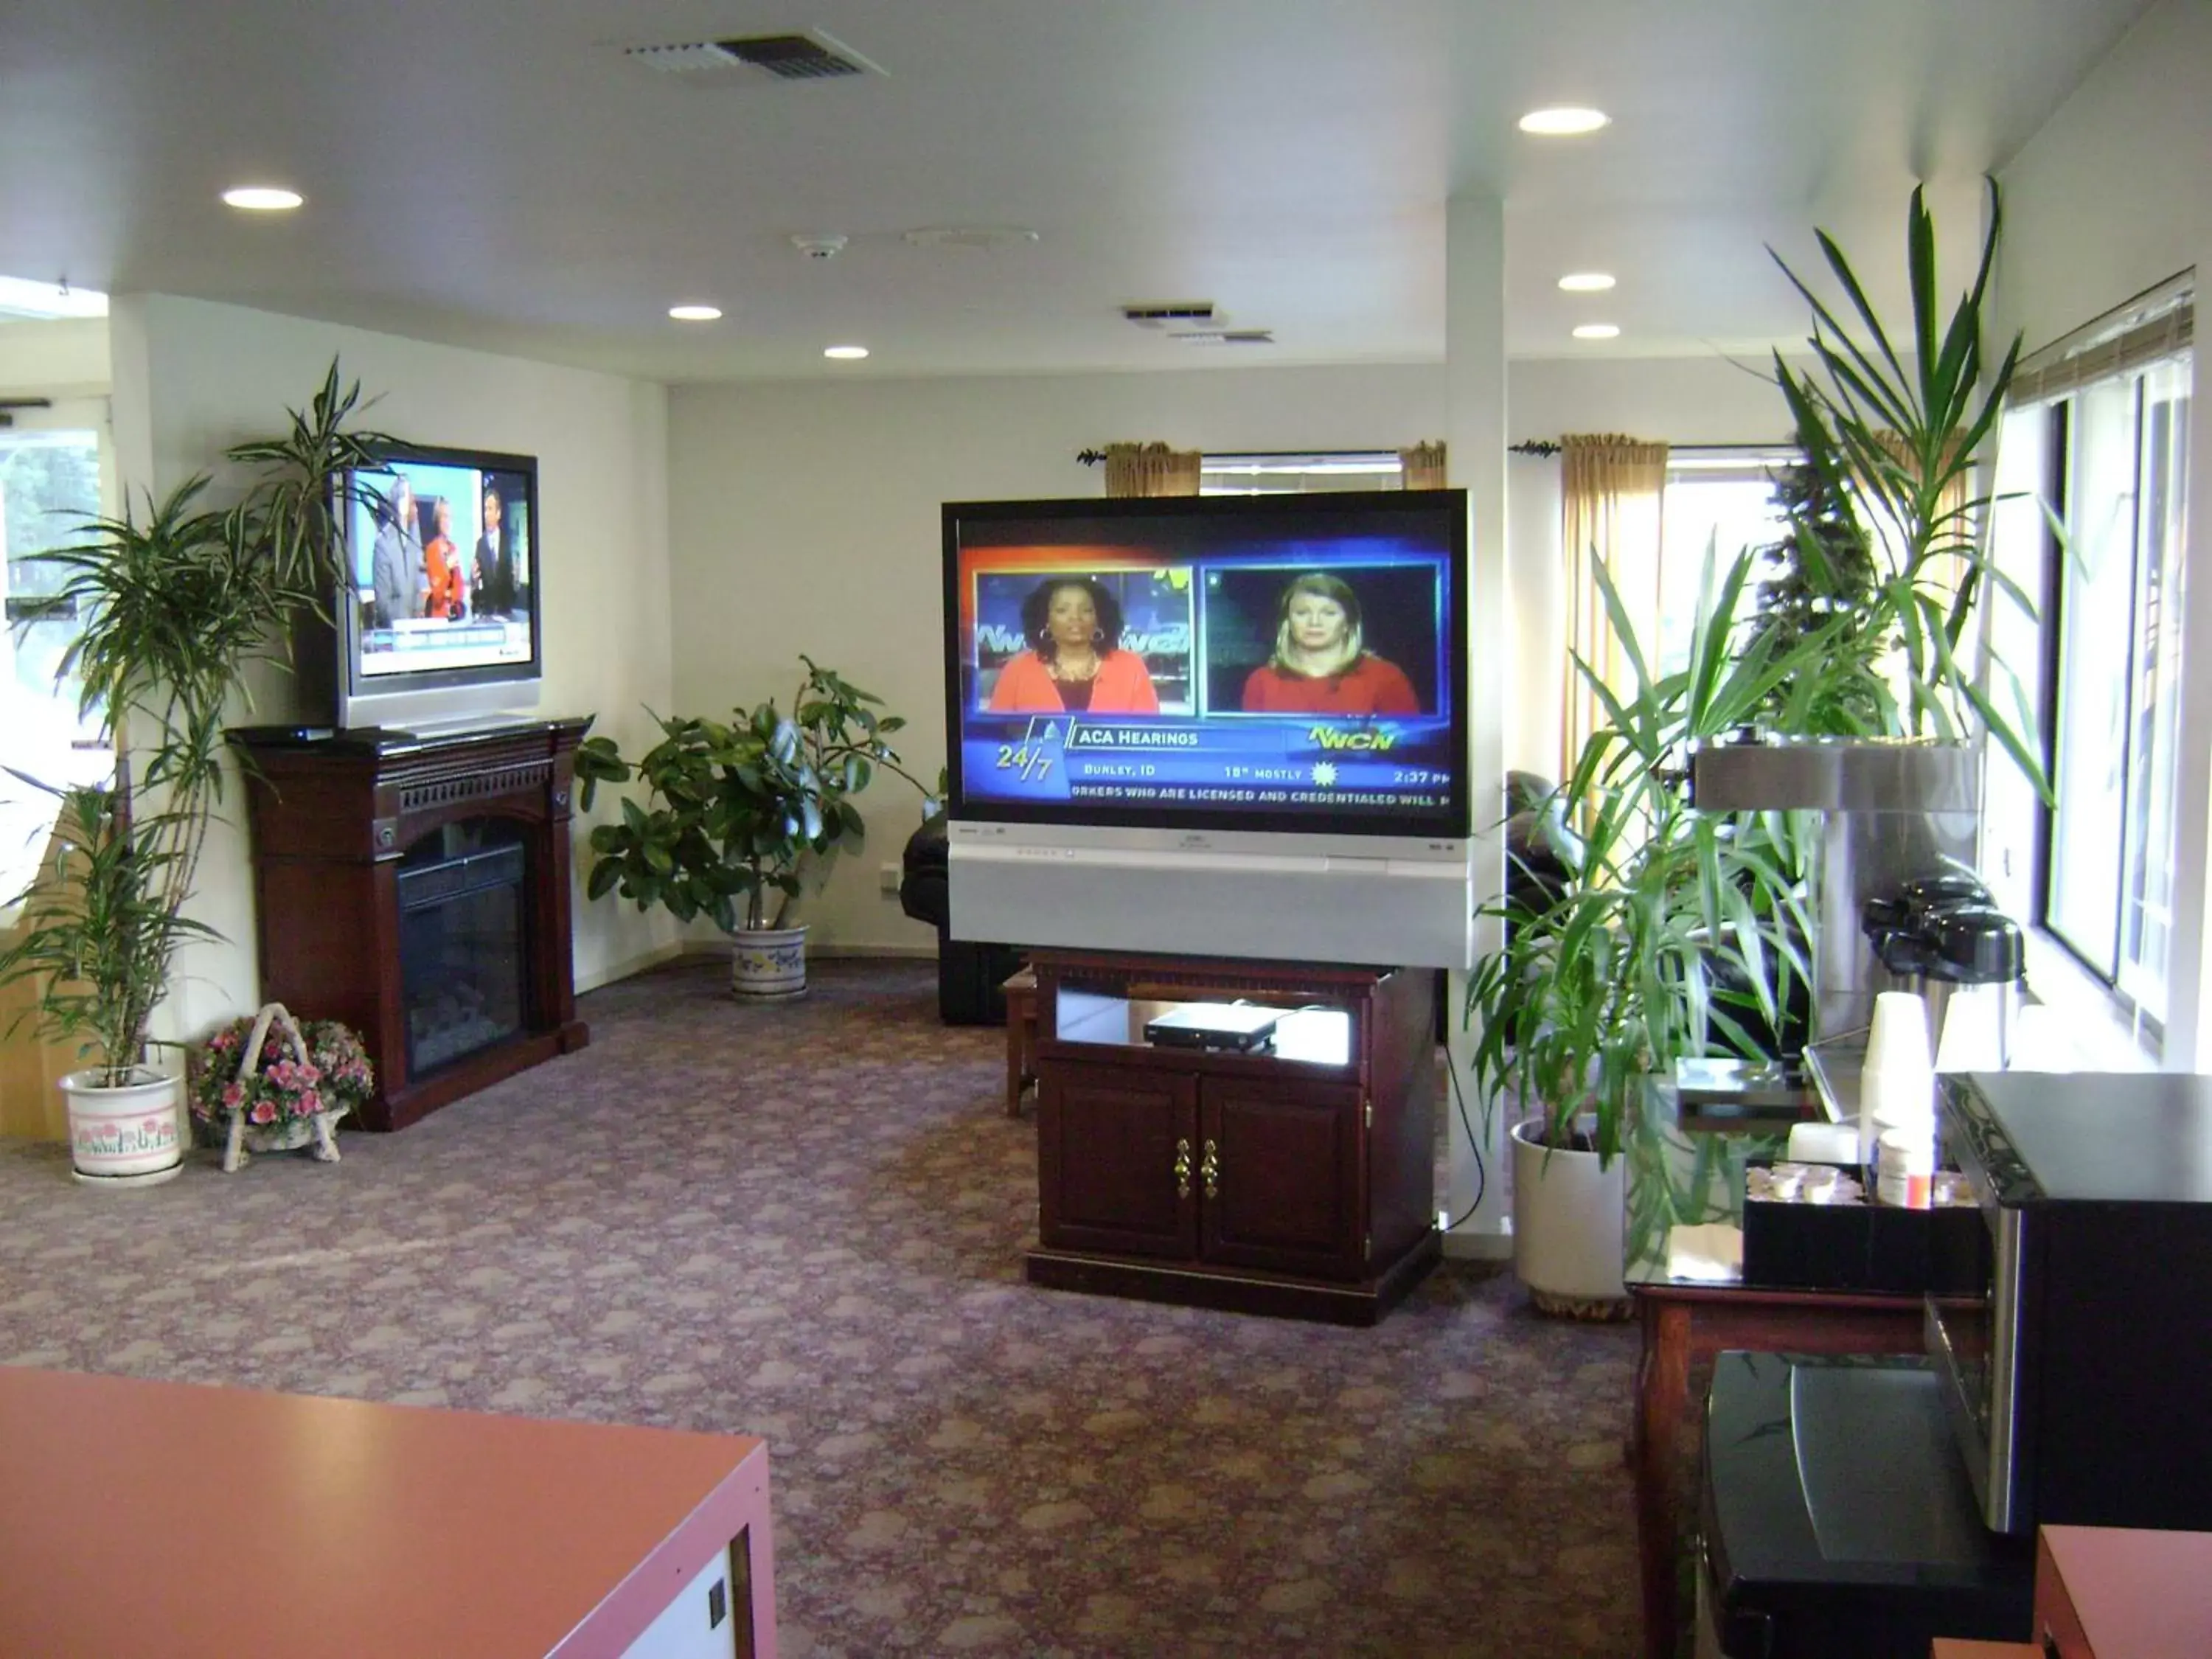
[987,577,1161,714]
[1240,572,1420,715]
[422,497,468,621]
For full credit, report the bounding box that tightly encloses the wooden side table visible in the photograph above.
[1630,1280,1924,1659]
[1003,965,1037,1116]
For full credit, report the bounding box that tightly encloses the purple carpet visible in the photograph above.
[0,954,1640,1657]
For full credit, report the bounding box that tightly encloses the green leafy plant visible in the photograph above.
[0,362,396,1085]
[575,658,929,933]
[1466,548,1823,1165]
[1762,179,2047,787]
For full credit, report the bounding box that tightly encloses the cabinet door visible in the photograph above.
[1198,1079,1364,1279]
[1038,1060,1198,1260]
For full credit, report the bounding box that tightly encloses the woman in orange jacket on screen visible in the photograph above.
[986,576,1161,714]
[1240,572,1419,715]
[422,497,468,620]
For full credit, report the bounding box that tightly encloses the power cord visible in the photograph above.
[1439,1048,1488,1233]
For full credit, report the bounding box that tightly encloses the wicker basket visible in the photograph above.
[218,1002,347,1173]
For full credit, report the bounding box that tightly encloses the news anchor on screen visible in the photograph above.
[987,576,1161,714]
[1241,572,1421,714]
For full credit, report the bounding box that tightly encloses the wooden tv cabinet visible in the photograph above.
[229,720,592,1131]
[1023,950,1440,1326]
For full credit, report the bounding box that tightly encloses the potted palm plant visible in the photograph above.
[0,364,395,1183]
[575,657,930,999]
[1467,550,1823,1312]
[1470,181,2047,1312]
[1756,178,2042,778]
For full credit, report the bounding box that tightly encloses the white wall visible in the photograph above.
[1994,0,2212,1066]
[1503,354,1800,776]
[108,293,675,1046]
[668,362,1447,950]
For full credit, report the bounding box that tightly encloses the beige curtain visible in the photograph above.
[1103,442,1203,498]
[1560,433,1669,783]
[1399,442,1448,490]
[0,824,82,1143]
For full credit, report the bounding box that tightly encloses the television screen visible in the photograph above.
[942,490,1469,841]
[327,445,541,728]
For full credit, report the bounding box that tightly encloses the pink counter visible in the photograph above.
[0,1367,776,1658]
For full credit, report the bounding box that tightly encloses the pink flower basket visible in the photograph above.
[187,1004,375,1172]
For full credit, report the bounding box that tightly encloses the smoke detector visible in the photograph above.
[623,29,885,83]
[790,234,848,261]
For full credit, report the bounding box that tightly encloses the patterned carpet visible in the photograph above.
[0,956,1641,1658]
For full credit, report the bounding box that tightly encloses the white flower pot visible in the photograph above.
[1511,1116,1628,1315]
[731,925,808,1000]
[60,1068,185,1187]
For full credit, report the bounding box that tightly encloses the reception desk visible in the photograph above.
[0,1368,776,1658]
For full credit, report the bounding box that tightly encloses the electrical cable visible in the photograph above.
[1439,1047,1487,1233]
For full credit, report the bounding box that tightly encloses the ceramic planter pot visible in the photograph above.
[60,1068,184,1187]
[731,925,808,1000]
[1511,1116,1629,1317]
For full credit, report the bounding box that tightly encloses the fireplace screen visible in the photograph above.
[395,820,528,1077]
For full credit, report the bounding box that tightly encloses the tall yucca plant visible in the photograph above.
[0,362,395,1083]
[1767,179,2046,789]
[1466,546,1826,1164]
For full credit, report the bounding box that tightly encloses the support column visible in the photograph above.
[1442,191,1512,1259]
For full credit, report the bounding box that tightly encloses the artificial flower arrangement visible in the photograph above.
[187,1010,376,1141]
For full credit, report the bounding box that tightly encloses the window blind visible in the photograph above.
[2010,271,2194,406]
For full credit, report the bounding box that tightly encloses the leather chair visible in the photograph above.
[900,815,1024,1026]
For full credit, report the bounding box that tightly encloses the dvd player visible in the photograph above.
[1143,1003,1281,1053]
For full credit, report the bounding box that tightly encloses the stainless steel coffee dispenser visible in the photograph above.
[1688,738,1980,1046]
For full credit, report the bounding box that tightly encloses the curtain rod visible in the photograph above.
[1510,439,1785,457]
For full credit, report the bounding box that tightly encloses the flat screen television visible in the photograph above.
[306,445,542,732]
[941,490,1477,969]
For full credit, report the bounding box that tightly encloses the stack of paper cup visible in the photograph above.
[1859,990,1935,1167]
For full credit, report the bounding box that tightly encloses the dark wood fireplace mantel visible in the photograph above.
[229,720,593,1130]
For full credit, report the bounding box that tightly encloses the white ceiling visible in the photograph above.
[0,1,2157,383]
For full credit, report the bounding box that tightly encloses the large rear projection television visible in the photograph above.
[942,490,1476,968]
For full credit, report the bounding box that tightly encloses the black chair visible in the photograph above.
[900,816,1024,1026]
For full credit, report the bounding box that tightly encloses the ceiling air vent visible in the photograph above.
[1171,329,1275,347]
[624,29,883,82]
[1121,302,1217,330]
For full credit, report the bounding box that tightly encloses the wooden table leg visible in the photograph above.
[1635,1296,1693,1659]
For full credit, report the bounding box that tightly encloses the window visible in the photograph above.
[1658,450,1795,677]
[1987,285,2193,1039]
[1,406,111,911]
[1199,451,1404,495]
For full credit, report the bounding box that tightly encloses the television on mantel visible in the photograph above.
[295,445,543,733]
[941,490,1477,970]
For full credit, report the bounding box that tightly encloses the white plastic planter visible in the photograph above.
[731,925,808,1000]
[1511,1116,1628,1314]
[60,1068,184,1187]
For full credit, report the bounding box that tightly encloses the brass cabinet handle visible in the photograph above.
[1174,1137,1192,1200]
[1200,1138,1220,1200]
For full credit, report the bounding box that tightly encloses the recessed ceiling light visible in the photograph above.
[221,186,304,212]
[1519,107,1610,136]
[668,305,722,322]
[1572,323,1621,341]
[824,345,869,361]
[1558,272,1617,293]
